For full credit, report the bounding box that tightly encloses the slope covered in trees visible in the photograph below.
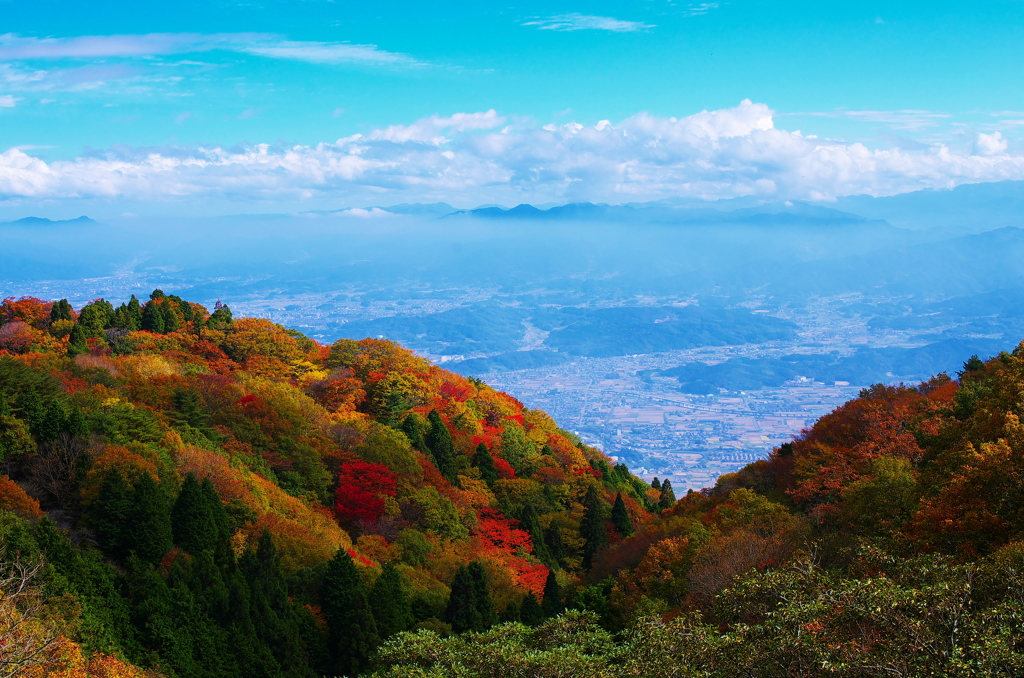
[4,291,1024,676]
[0,292,660,677]
[372,348,1024,675]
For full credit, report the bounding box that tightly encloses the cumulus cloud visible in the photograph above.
[2,100,1023,207]
[976,131,1008,155]
[367,110,505,144]
[0,32,420,67]
[522,13,654,32]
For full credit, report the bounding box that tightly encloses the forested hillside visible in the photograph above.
[3,291,1024,677]
[0,292,659,677]
[371,350,1024,676]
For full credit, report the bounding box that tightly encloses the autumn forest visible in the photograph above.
[1,291,1023,677]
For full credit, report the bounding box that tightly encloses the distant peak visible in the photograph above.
[1,215,96,226]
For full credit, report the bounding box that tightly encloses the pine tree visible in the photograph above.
[544,524,566,569]
[77,300,114,333]
[17,388,45,437]
[67,323,89,357]
[172,474,222,555]
[171,388,215,439]
[49,299,73,323]
[127,295,143,328]
[402,414,427,453]
[150,288,166,300]
[658,479,676,510]
[580,485,609,570]
[426,409,457,484]
[612,492,633,537]
[141,301,166,334]
[445,565,480,633]
[242,531,309,676]
[518,504,551,563]
[499,601,520,624]
[541,569,561,617]
[130,473,173,564]
[468,561,496,630]
[520,592,543,626]
[207,303,233,328]
[370,562,413,639]
[162,302,181,333]
[472,443,499,486]
[91,468,135,561]
[651,477,661,490]
[38,399,68,442]
[322,548,380,677]
[66,405,87,438]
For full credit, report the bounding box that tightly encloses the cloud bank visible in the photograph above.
[2,100,1023,208]
[0,32,420,67]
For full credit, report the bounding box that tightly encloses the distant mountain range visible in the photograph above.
[347,179,1024,237]
[0,215,96,226]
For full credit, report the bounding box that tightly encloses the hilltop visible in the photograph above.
[3,291,1024,676]
[0,291,661,677]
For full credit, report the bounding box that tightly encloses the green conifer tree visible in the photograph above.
[127,295,143,328]
[541,569,561,617]
[242,531,310,676]
[612,492,633,537]
[172,474,222,554]
[38,399,68,442]
[580,485,609,570]
[162,302,181,333]
[468,561,496,630]
[370,562,413,639]
[518,504,551,563]
[16,388,46,438]
[499,601,520,623]
[445,565,481,633]
[65,405,87,438]
[141,301,166,333]
[544,524,566,569]
[658,479,676,510]
[426,409,457,484]
[321,548,380,676]
[651,477,661,490]
[130,473,173,564]
[91,469,135,561]
[49,299,73,323]
[472,443,499,486]
[67,323,89,357]
[401,413,427,453]
[77,299,115,334]
[207,302,233,328]
[171,388,215,439]
[520,592,544,626]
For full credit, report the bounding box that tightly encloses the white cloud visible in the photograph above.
[333,207,392,218]
[367,110,505,144]
[522,13,654,32]
[976,131,1008,155]
[684,3,720,17]
[2,100,1023,207]
[0,94,17,107]
[0,32,420,67]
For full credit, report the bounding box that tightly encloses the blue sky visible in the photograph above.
[3,1,1024,215]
